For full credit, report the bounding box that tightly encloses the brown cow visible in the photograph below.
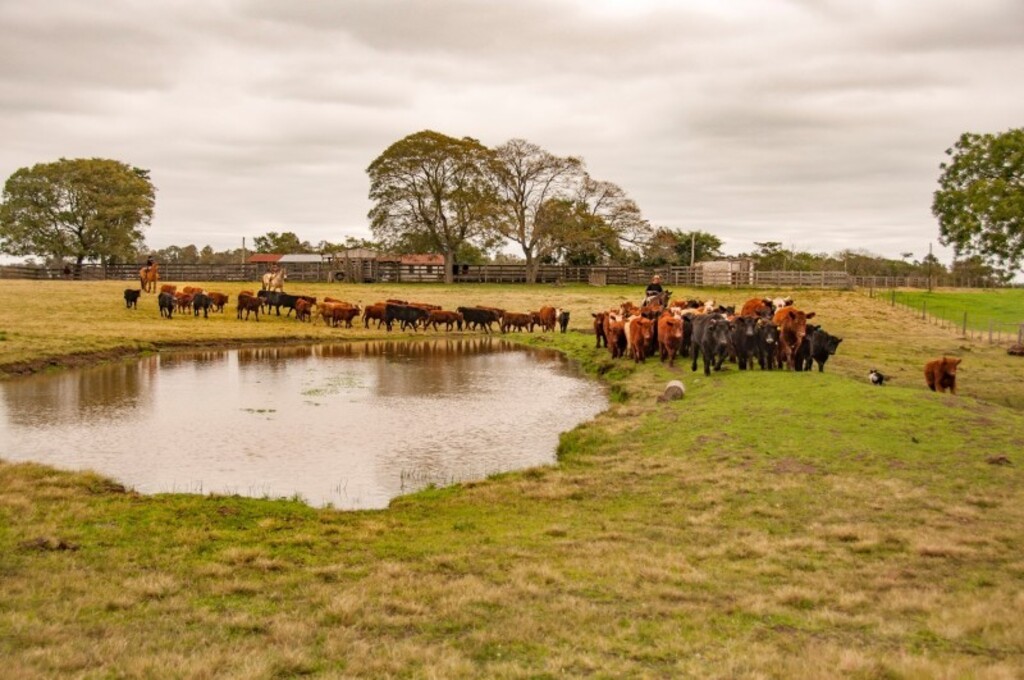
[362,303,387,329]
[925,356,961,394]
[236,293,261,321]
[773,307,816,371]
[501,312,534,333]
[160,284,177,295]
[739,297,772,318]
[426,309,463,331]
[626,316,654,363]
[606,319,627,359]
[174,292,194,313]
[657,312,684,367]
[181,286,204,295]
[294,298,313,322]
[536,306,559,332]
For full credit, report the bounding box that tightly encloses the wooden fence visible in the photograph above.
[0,263,1002,290]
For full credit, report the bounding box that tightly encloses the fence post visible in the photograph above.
[962,312,967,337]
[922,300,927,320]
[1019,323,1023,346]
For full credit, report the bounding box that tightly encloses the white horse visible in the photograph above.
[261,267,286,292]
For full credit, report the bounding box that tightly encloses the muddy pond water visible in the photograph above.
[0,339,606,509]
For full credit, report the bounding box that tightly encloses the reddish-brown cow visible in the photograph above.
[657,313,684,367]
[626,316,654,363]
[925,356,961,394]
[773,307,817,370]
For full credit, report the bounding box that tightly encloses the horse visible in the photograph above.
[139,263,159,293]
[261,267,286,292]
[641,289,672,310]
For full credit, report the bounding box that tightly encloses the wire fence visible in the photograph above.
[868,288,1024,346]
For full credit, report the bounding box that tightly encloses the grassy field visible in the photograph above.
[885,288,1024,336]
[2,280,1024,677]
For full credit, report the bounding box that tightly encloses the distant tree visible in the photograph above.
[488,138,584,283]
[367,130,498,283]
[642,228,723,266]
[933,128,1024,273]
[252,231,313,254]
[0,158,155,275]
[535,198,622,266]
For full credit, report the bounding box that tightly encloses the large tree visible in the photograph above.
[367,130,498,283]
[933,128,1024,273]
[0,158,155,274]
[489,138,583,283]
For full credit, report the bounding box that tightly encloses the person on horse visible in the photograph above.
[642,274,667,307]
[146,255,155,269]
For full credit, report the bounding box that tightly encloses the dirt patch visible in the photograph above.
[771,458,819,475]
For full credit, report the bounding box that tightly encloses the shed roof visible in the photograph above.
[248,254,282,263]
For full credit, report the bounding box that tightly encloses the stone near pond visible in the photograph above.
[657,380,685,403]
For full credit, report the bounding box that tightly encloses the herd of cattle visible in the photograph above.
[123,284,570,334]
[122,285,839,376]
[591,293,842,375]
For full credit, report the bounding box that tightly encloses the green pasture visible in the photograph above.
[886,288,1024,335]
[1,280,1023,677]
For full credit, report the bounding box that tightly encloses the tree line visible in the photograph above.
[2,128,1021,282]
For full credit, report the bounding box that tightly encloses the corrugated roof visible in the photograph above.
[248,254,282,263]
[278,254,325,263]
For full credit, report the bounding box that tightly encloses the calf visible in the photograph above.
[730,315,759,370]
[158,291,175,319]
[426,309,463,331]
[124,288,141,309]
[925,356,961,394]
[294,298,314,322]
[192,292,212,318]
[328,304,361,328]
[690,314,731,376]
[755,320,780,370]
[236,293,261,321]
[207,292,229,313]
[807,328,842,372]
[591,312,608,348]
[557,309,570,333]
[174,292,194,314]
[362,303,386,329]
[657,312,684,367]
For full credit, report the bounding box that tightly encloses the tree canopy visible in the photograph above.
[252,231,313,254]
[0,158,155,270]
[642,229,723,267]
[933,128,1024,273]
[367,130,498,283]
[489,139,583,282]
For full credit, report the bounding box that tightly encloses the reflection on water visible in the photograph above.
[0,339,606,509]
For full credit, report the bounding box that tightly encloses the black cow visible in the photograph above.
[384,303,429,332]
[730,315,759,371]
[266,292,315,317]
[458,306,502,333]
[690,314,731,377]
[158,291,174,319]
[807,328,843,372]
[755,320,780,370]
[124,288,141,309]
[557,309,570,333]
[795,324,821,372]
[192,292,212,318]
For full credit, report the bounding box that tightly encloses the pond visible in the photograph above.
[0,339,607,509]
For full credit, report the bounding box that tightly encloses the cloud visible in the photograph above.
[0,0,1020,265]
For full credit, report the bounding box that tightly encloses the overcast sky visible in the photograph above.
[2,0,1021,264]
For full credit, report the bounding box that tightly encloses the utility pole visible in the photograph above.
[690,232,696,267]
